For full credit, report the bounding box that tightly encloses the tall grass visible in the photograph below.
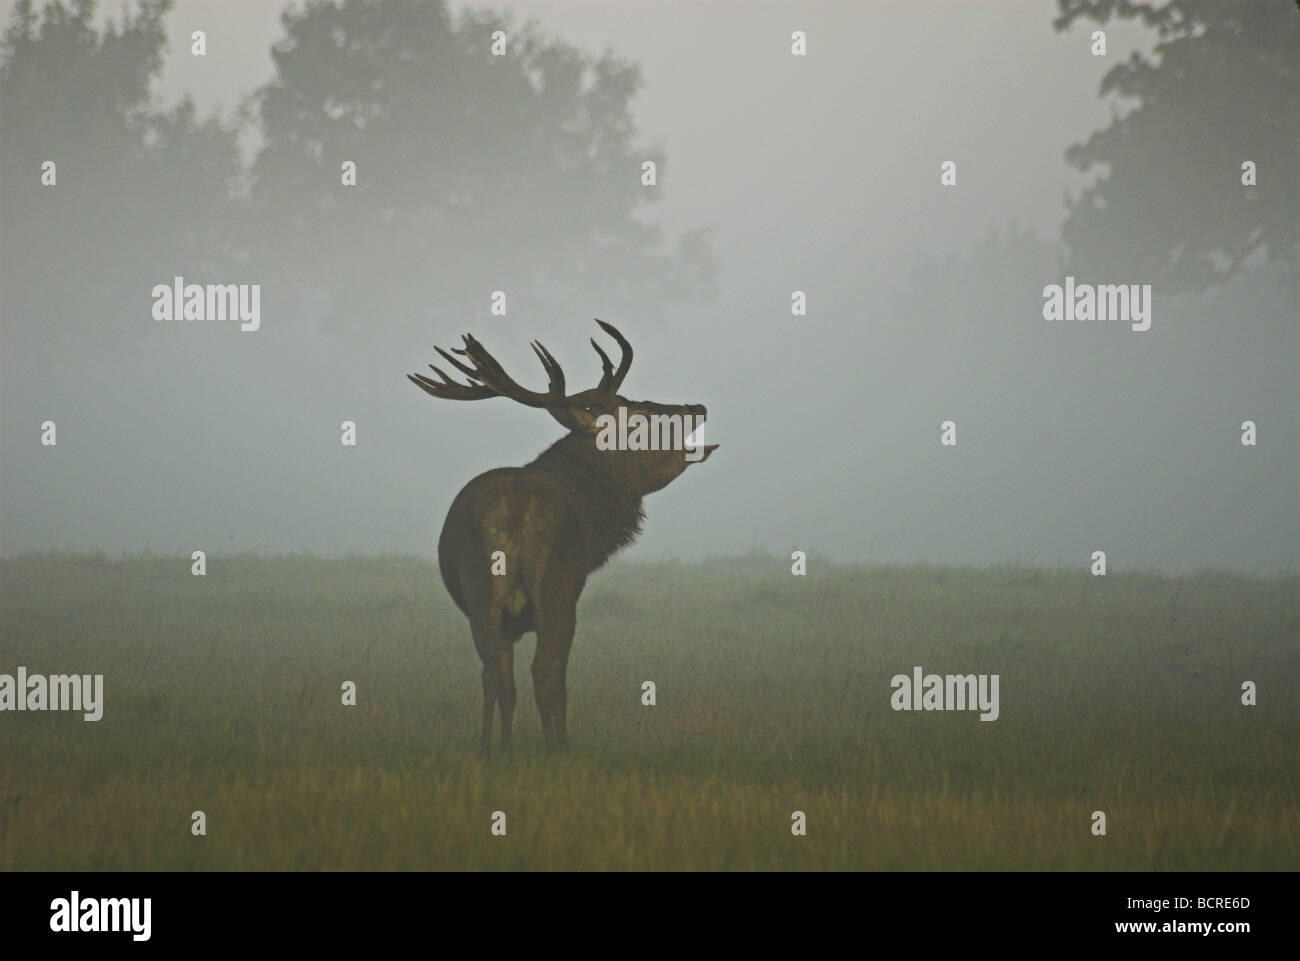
[0,553,1294,870]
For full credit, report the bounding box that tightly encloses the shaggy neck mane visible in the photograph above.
[525,433,645,569]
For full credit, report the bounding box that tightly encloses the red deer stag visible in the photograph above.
[409,320,716,757]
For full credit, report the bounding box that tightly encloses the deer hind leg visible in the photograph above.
[471,617,515,760]
[496,641,517,755]
[472,612,520,759]
[472,626,496,760]
[532,606,576,753]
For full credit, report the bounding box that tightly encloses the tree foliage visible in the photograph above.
[1054,0,1298,293]
[0,0,716,369]
[0,0,243,362]
[247,0,716,334]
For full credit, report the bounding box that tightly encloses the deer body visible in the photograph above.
[413,322,714,756]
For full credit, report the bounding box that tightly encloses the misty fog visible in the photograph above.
[2,0,1296,574]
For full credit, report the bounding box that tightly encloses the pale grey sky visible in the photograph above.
[3,1,1295,573]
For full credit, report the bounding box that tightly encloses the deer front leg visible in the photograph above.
[532,655,555,751]
[551,643,572,752]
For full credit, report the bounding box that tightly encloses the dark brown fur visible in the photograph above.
[412,323,715,755]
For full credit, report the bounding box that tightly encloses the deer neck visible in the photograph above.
[526,434,645,567]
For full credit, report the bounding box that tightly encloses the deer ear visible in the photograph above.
[549,407,601,434]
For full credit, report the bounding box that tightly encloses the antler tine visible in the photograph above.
[593,319,632,393]
[409,334,529,403]
[530,340,566,398]
[407,371,497,400]
[434,345,481,382]
[428,362,486,389]
[455,332,564,408]
[589,338,614,392]
[565,319,634,406]
[410,323,632,417]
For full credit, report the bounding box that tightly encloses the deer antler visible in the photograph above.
[408,320,633,432]
[567,319,633,407]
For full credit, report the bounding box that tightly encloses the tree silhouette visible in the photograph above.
[0,0,243,367]
[246,0,717,338]
[1054,0,1298,294]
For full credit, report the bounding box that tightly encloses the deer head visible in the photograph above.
[408,320,717,496]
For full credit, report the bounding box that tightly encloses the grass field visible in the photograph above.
[0,553,1295,870]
